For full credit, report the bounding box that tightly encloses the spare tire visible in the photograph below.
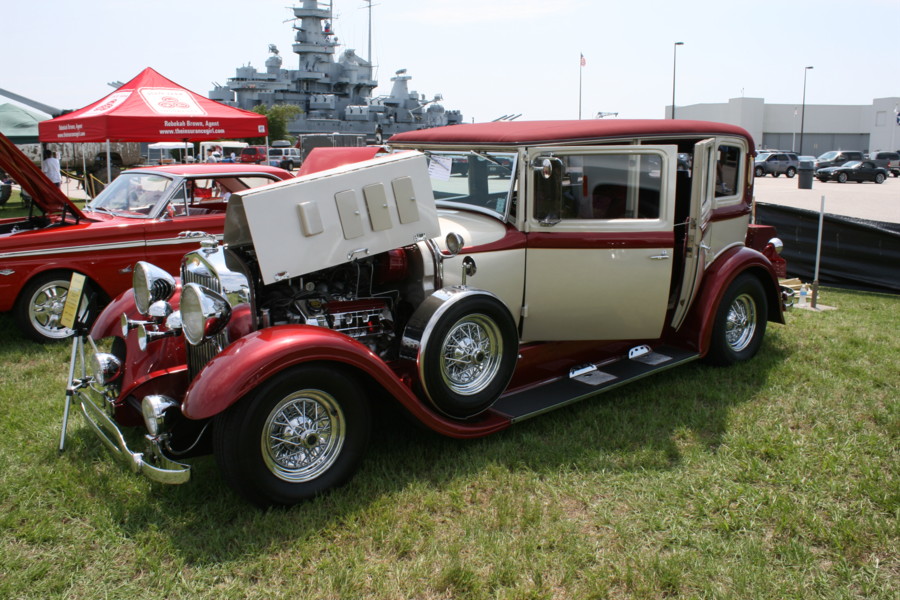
[404,289,518,419]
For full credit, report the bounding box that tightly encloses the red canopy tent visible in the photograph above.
[38,67,267,143]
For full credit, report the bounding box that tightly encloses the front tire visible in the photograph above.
[786,167,796,178]
[213,365,371,507]
[14,272,97,342]
[754,166,765,177]
[837,172,848,183]
[704,274,768,366]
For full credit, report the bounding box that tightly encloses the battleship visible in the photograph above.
[208,0,463,142]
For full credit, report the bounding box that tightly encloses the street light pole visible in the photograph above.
[671,42,684,119]
[799,66,813,155]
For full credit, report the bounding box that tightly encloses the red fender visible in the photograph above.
[678,246,785,356]
[181,324,512,439]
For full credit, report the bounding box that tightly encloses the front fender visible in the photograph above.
[181,324,513,439]
[679,246,784,355]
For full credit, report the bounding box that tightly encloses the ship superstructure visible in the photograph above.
[209,1,463,140]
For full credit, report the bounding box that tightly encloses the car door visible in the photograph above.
[519,145,676,343]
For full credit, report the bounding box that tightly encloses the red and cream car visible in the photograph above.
[70,120,790,507]
[0,133,292,341]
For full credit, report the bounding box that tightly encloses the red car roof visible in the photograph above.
[389,119,754,150]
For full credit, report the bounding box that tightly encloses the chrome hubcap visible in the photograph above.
[440,314,502,395]
[725,293,757,352]
[30,281,75,339]
[262,390,345,483]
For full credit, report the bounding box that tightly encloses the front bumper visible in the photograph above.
[76,381,190,485]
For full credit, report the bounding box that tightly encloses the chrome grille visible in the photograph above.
[182,250,229,380]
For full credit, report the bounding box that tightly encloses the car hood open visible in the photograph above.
[0,131,86,219]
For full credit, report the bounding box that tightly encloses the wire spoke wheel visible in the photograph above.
[440,314,503,396]
[724,293,757,352]
[262,390,345,483]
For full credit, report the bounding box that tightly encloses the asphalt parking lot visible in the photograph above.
[753,172,899,224]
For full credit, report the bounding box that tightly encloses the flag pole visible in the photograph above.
[578,53,585,119]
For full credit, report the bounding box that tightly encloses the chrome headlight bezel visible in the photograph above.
[90,352,122,386]
[133,261,177,316]
[181,282,232,346]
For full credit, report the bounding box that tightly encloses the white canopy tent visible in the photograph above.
[147,141,194,164]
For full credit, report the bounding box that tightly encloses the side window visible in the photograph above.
[534,153,662,221]
[715,145,741,198]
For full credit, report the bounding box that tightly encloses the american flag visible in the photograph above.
[580,53,586,67]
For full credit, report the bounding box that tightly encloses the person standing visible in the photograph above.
[42,150,62,187]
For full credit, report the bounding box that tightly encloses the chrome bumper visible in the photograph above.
[76,384,190,485]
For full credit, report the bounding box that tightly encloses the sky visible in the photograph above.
[3,0,898,124]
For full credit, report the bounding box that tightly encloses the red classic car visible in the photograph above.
[0,133,293,341]
[67,120,791,507]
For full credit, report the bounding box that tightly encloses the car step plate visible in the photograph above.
[493,345,698,422]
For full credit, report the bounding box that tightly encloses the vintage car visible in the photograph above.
[68,120,790,507]
[815,160,889,184]
[0,133,293,341]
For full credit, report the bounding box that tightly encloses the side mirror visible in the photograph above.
[532,156,564,225]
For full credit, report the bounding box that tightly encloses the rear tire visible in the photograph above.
[704,274,768,367]
[874,173,885,184]
[213,364,370,507]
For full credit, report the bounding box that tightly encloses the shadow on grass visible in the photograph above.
[45,330,789,567]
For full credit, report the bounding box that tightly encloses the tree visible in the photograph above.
[250,104,302,144]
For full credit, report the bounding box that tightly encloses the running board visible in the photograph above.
[493,345,699,423]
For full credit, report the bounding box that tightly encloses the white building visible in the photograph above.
[670,97,900,157]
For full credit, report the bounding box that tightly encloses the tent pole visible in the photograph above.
[265,136,270,167]
[105,140,112,183]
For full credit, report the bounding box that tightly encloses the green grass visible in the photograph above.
[0,288,897,599]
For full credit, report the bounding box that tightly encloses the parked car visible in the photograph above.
[239,146,268,164]
[268,147,301,171]
[0,132,293,341]
[815,160,888,183]
[868,151,900,177]
[754,152,800,178]
[69,119,790,507]
[814,150,864,170]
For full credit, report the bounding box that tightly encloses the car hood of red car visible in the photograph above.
[0,132,86,219]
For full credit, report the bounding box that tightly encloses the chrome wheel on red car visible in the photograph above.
[14,272,96,342]
[213,365,370,507]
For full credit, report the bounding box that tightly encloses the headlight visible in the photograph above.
[181,283,232,345]
[90,352,122,385]
[133,261,176,316]
[141,395,177,436]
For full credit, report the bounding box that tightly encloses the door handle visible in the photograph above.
[649,251,670,260]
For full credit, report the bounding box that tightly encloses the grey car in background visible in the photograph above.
[754,152,800,178]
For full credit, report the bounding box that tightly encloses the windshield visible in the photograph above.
[842,161,862,168]
[425,151,516,217]
[817,151,838,160]
[86,173,173,217]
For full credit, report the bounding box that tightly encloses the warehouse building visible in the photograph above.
[671,97,900,157]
